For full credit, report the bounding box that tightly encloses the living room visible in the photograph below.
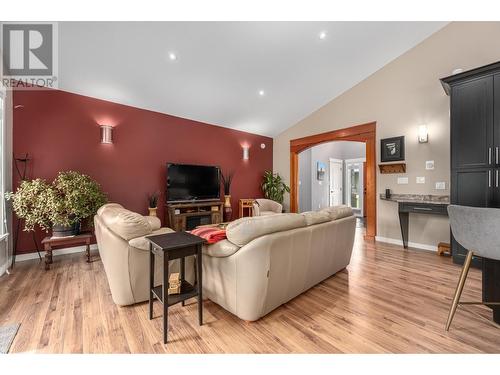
[2,1,500,373]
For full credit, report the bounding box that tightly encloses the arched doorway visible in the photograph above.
[290,122,376,240]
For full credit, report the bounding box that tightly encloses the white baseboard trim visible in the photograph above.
[375,236,437,252]
[15,244,98,263]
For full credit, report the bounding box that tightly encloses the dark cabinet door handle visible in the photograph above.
[489,147,493,165]
[496,169,499,188]
[496,147,499,165]
[412,207,433,211]
[489,170,492,188]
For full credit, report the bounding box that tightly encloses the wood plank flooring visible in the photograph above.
[1,227,499,353]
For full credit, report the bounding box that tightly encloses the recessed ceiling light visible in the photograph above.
[319,31,327,40]
[168,52,177,61]
[258,90,265,96]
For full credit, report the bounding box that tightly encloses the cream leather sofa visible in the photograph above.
[94,203,194,306]
[252,198,283,216]
[202,205,355,321]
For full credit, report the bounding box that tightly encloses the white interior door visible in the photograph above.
[345,158,365,216]
[329,159,343,206]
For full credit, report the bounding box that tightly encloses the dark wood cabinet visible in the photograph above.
[165,201,224,231]
[442,61,500,323]
[450,76,493,170]
[442,62,500,263]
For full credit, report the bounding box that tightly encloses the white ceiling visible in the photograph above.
[57,22,447,137]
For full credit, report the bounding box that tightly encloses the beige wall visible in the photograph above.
[273,22,500,249]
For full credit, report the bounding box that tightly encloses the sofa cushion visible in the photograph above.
[301,210,331,226]
[226,213,307,247]
[202,239,240,258]
[321,205,353,220]
[100,208,153,241]
[143,215,161,231]
[128,227,174,251]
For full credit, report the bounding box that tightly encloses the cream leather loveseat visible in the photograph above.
[95,203,193,306]
[202,205,356,321]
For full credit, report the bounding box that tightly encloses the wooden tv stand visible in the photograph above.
[165,201,224,231]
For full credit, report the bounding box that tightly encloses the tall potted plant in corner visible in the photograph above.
[221,170,234,222]
[6,171,107,237]
[261,171,290,210]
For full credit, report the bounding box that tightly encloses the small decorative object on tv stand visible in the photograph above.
[148,191,159,217]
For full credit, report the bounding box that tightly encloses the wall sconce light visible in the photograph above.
[100,125,113,144]
[418,125,428,143]
[243,145,249,160]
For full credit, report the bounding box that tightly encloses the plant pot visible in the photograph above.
[223,195,232,222]
[148,207,158,217]
[52,221,81,238]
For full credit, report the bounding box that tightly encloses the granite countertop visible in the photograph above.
[380,193,450,205]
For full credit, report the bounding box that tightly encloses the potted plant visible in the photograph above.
[221,170,234,221]
[6,171,107,237]
[261,171,290,207]
[148,191,160,217]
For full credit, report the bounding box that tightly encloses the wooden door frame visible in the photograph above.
[290,122,377,240]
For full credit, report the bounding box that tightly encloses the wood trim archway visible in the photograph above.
[290,122,376,240]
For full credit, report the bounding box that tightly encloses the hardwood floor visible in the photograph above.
[1,228,499,353]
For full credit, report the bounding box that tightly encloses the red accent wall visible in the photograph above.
[13,89,273,254]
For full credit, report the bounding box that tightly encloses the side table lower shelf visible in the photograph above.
[151,281,198,307]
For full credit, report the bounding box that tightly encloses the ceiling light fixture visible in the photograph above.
[258,90,265,97]
[319,31,327,40]
[168,52,177,61]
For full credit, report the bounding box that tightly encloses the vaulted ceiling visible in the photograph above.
[57,22,447,137]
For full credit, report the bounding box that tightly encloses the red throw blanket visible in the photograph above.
[190,227,227,244]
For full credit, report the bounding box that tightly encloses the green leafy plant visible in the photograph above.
[6,171,107,232]
[148,191,160,208]
[261,171,290,205]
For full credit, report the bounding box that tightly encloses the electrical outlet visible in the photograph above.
[425,160,435,170]
[416,177,426,184]
[397,177,408,184]
[435,182,446,190]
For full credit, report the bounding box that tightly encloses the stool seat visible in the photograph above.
[446,205,500,331]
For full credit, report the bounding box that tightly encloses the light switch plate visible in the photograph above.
[425,160,435,170]
[435,182,446,190]
[397,177,409,184]
[416,177,426,184]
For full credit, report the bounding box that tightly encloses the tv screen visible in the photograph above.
[166,163,221,202]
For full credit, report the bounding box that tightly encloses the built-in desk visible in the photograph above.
[380,194,449,249]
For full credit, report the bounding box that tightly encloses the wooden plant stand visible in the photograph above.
[41,232,92,270]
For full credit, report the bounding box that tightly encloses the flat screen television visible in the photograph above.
[166,163,221,202]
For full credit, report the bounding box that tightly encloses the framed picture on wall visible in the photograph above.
[381,136,405,162]
[317,161,326,180]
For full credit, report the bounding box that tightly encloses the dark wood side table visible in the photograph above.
[147,231,205,344]
[41,232,93,270]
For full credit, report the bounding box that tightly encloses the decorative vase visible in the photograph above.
[223,195,232,222]
[52,221,81,238]
[148,207,158,217]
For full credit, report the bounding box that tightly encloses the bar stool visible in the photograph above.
[446,204,500,331]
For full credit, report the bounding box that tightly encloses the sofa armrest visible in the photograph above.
[202,239,240,258]
[128,227,174,251]
[143,215,161,230]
